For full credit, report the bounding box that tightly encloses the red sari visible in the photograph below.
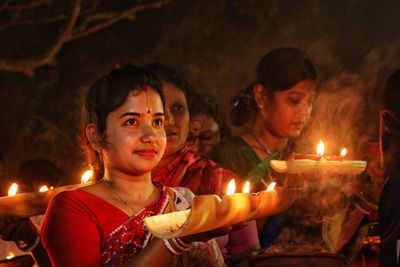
[42,184,192,267]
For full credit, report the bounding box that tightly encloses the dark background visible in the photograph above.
[0,0,399,185]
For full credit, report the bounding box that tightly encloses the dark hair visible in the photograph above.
[380,69,400,179]
[80,64,165,180]
[191,92,231,139]
[231,47,318,127]
[144,63,194,115]
[16,158,63,190]
[382,69,400,114]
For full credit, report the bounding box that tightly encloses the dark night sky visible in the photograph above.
[0,0,399,184]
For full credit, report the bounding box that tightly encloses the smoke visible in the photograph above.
[298,42,400,156]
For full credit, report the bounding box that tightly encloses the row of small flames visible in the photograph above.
[7,170,94,197]
[3,140,341,260]
[4,170,93,260]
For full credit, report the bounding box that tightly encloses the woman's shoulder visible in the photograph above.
[209,136,251,162]
[212,136,246,150]
[49,188,102,210]
[51,189,86,202]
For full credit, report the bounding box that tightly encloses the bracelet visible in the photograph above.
[352,201,370,215]
[163,239,181,255]
[17,235,40,252]
[163,238,192,255]
[351,192,378,216]
[176,238,191,249]
[170,238,191,252]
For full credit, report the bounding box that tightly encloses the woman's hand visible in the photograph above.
[0,216,38,249]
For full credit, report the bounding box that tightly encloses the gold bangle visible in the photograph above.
[17,236,40,252]
[163,239,181,255]
[170,238,191,253]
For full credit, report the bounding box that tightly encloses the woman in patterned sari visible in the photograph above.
[41,65,227,267]
[145,63,236,198]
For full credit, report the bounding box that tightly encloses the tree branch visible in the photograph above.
[4,0,50,11]
[0,15,67,31]
[71,0,172,41]
[0,0,173,76]
[0,0,80,76]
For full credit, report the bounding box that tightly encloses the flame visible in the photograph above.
[81,169,94,184]
[340,148,347,157]
[8,183,18,196]
[317,140,325,156]
[6,252,15,259]
[39,185,49,192]
[266,182,276,191]
[226,179,236,195]
[242,181,250,193]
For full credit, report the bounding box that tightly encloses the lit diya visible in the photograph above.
[0,169,94,217]
[262,141,370,254]
[270,141,367,175]
[144,180,295,239]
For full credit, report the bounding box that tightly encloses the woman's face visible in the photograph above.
[101,89,166,176]
[162,82,190,157]
[185,114,220,157]
[262,80,317,139]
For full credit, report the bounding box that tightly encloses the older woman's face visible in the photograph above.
[162,82,190,157]
[185,114,220,157]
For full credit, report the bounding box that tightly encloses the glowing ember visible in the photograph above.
[340,148,347,157]
[81,169,94,184]
[8,183,18,196]
[317,141,324,156]
[242,181,250,193]
[39,185,49,192]
[6,252,15,260]
[226,179,236,195]
[267,182,276,191]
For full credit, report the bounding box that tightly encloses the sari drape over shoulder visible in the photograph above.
[152,148,237,196]
[101,184,191,266]
[209,136,284,188]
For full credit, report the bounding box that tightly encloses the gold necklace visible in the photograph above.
[250,132,273,155]
[102,178,136,211]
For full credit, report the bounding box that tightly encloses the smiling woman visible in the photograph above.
[40,65,228,267]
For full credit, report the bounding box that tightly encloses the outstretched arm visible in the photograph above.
[0,216,51,266]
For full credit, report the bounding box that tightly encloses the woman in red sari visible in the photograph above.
[144,64,248,265]
[41,65,225,267]
[145,63,236,197]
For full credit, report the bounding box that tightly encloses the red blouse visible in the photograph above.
[41,185,172,267]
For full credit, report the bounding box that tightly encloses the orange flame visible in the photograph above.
[8,183,18,196]
[39,185,50,192]
[242,181,250,193]
[226,179,236,195]
[340,148,347,157]
[266,182,276,191]
[81,169,94,184]
[317,140,324,156]
[6,252,15,259]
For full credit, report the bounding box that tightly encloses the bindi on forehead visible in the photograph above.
[141,86,152,114]
[124,86,164,116]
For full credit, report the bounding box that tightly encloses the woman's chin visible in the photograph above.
[287,130,302,139]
